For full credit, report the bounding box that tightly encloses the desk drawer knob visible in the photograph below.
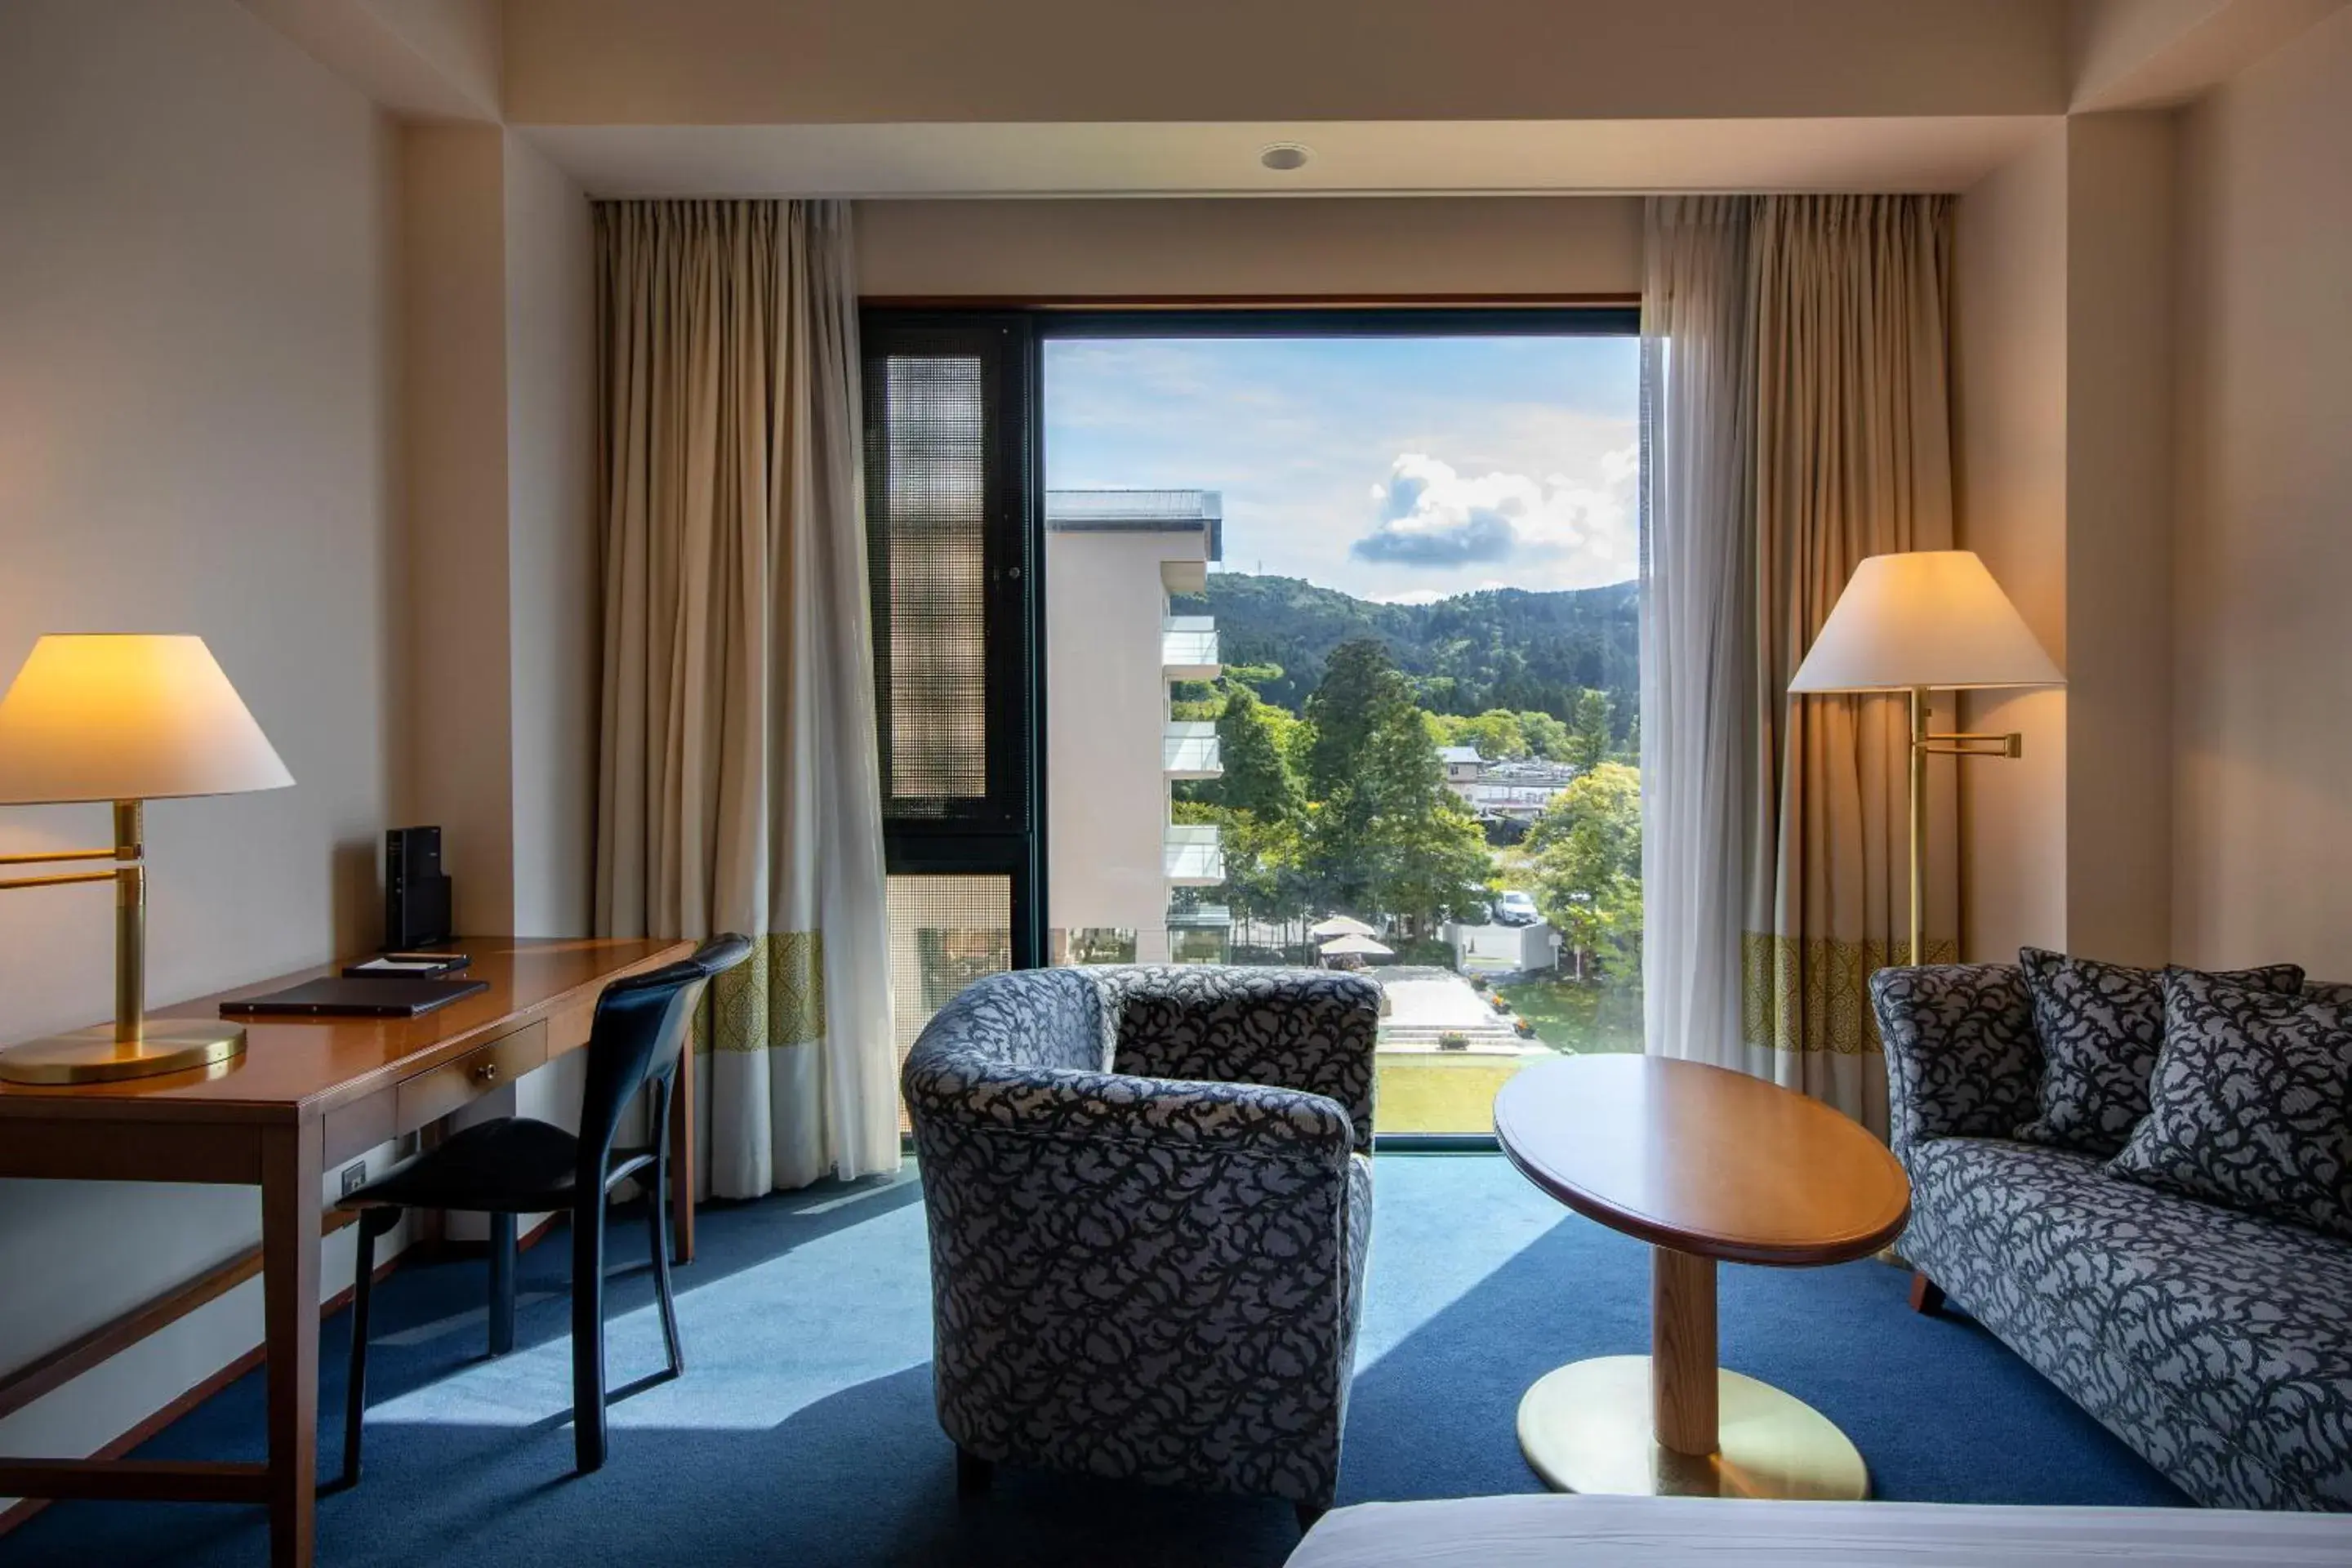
[471,1060,500,1085]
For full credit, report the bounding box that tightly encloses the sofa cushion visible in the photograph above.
[2015,949,2304,1156]
[2108,971,2352,1242]
[1905,1136,2352,1510]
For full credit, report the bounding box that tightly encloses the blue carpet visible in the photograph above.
[2,1153,2184,1566]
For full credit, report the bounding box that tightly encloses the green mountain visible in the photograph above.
[1178,574,1640,723]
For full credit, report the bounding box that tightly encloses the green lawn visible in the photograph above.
[1491,977,1645,1054]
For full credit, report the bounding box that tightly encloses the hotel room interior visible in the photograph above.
[0,2,2348,1565]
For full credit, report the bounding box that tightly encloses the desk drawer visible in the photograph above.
[395,1020,547,1133]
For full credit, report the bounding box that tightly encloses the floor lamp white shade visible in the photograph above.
[1787,550,2063,695]
[1784,550,2062,968]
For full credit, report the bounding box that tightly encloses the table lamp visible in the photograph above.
[0,635,293,1084]
[1786,550,2063,966]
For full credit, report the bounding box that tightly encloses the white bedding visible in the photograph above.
[1286,1495,2352,1567]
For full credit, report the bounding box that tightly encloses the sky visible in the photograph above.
[1043,334,1641,604]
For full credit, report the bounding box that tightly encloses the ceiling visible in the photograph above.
[237,0,2349,200]
[522,118,2060,201]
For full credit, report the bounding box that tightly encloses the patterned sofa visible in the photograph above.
[1873,964,2352,1512]
[902,964,1383,1520]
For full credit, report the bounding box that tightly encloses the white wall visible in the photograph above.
[1955,126,2071,960]
[0,0,403,1469]
[857,197,1642,300]
[401,127,598,941]
[502,133,599,942]
[2170,6,2352,977]
[401,122,517,933]
[1953,110,2180,969]
[2061,112,2176,967]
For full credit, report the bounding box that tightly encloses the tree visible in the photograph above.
[1181,572,1639,724]
[1303,639,1412,800]
[1517,710,1572,760]
[1528,761,1642,982]
[1300,642,1491,931]
[1193,802,1310,939]
[1566,688,1615,771]
[1367,786,1494,938]
[1209,679,1304,823]
[1439,710,1531,761]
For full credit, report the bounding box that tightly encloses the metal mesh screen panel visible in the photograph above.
[867,352,989,814]
[885,873,1013,1060]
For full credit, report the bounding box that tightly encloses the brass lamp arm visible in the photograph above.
[0,844,127,866]
[1918,732,2024,760]
[0,801,150,1053]
[0,801,145,878]
[0,866,121,892]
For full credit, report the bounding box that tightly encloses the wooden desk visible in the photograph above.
[0,936,694,1568]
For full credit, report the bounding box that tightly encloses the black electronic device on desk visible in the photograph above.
[222,976,489,1020]
[385,825,453,949]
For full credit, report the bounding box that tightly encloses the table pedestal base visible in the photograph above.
[1516,1355,1868,1500]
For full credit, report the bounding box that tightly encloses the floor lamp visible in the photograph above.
[1786,551,2064,967]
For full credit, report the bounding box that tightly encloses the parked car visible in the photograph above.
[1494,890,1540,926]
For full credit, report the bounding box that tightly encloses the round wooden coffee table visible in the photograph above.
[1493,1054,1910,1500]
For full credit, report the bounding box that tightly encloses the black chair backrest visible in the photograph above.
[576,934,754,1178]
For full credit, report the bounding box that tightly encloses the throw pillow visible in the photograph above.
[2015,947,2305,1156]
[2108,969,2352,1241]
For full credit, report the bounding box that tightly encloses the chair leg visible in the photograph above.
[332,1207,399,1493]
[487,1211,517,1357]
[1908,1271,1947,1316]
[648,1099,684,1379]
[571,1195,609,1474]
[955,1446,994,1499]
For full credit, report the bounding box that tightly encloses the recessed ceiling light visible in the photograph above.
[1259,143,1312,172]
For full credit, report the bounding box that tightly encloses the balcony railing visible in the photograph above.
[1164,823,1224,886]
[1161,617,1220,679]
[1163,721,1223,778]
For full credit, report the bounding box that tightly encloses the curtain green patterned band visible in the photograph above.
[1740,929,1958,1057]
[694,931,827,1054]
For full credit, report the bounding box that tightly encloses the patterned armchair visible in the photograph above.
[1873,965,2352,1512]
[902,964,1382,1519]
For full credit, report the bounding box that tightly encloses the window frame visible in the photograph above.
[866,302,1643,1147]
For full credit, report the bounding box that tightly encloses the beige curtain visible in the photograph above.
[1738,195,1960,1137]
[594,200,899,1194]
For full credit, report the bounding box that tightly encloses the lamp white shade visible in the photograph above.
[0,635,294,804]
[1787,551,2065,694]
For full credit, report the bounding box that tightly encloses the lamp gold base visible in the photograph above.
[0,1020,247,1085]
[1517,1355,1869,1500]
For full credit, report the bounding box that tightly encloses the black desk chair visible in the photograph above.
[333,933,752,1484]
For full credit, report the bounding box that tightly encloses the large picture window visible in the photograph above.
[866,307,1642,1138]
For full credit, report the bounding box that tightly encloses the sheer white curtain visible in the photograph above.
[1640,195,1958,1138]
[1639,196,1756,1071]
[595,201,899,1195]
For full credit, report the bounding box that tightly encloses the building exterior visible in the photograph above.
[1045,489,1224,962]
[1441,746,1580,828]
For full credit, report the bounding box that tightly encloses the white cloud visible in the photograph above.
[1352,447,1637,585]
